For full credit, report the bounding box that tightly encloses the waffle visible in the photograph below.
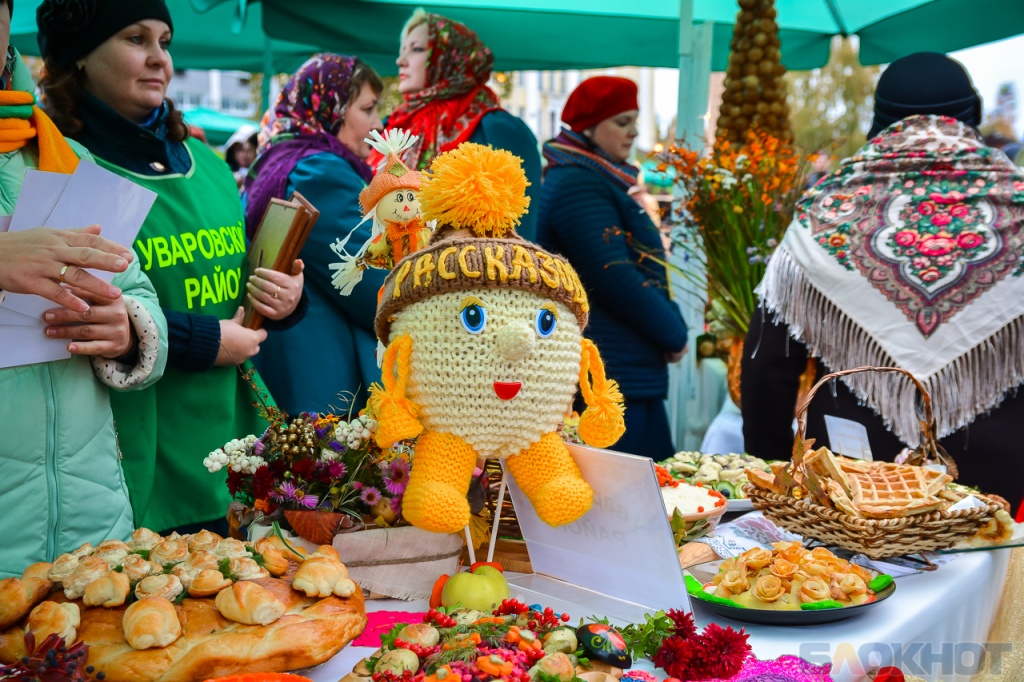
[845,462,949,518]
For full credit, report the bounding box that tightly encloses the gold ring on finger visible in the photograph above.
[59,264,70,284]
[274,285,280,299]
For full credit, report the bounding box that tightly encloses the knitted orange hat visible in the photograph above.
[374,143,589,341]
[359,130,422,213]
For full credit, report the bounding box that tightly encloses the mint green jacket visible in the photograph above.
[0,53,168,578]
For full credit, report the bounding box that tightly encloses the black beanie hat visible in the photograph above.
[36,0,174,67]
[868,52,982,139]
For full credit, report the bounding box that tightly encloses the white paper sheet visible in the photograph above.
[1,161,156,319]
[8,170,71,232]
[0,324,70,368]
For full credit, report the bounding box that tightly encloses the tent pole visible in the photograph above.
[261,35,274,114]
[667,0,715,451]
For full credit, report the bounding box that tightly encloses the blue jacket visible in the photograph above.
[468,111,541,242]
[253,153,385,414]
[537,165,687,399]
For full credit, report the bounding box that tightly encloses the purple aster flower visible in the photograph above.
[383,458,410,495]
[352,481,364,490]
[299,493,319,509]
[254,440,265,456]
[328,440,344,452]
[271,481,297,503]
[360,486,382,506]
[390,494,403,514]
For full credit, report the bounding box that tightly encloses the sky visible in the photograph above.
[651,32,1024,141]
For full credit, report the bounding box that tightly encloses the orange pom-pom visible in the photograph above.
[419,143,530,238]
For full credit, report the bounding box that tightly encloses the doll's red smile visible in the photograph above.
[493,381,522,400]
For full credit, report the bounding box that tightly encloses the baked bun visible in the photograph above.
[129,528,162,551]
[83,571,131,608]
[188,569,233,598]
[135,574,184,602]
[63,558,111,600]
[215,581,287,626]
[122,598,182,650]
[48,553,80,584]
[187,529,223,554]
[150,539,189,566]
[292,556,356,599]
[22,563,53,582]
[253,539,289,577]
[310,545,342,562]
[93,541,132,568]
[260,535,307,563]
[0,577,52,630]
[121,554,162,584]
[27,601,80,644]
[214,538,250,559]
[228,557,269,581]
[70,543,95,558]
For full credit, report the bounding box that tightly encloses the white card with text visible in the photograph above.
[824,415,874,460]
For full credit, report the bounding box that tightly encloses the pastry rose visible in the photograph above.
[848,562,873,583]
[188,569,233,598]
[810,547,842,566]
[829,572,868,601]
[129,528,162,551]
[769,558,799,583]
[150,539,189,566]
[227,557,269,581]
[798,560,830,579]
[772,541,806,564]
[738,547,773,571]
[63,557,111,600]
[714,557,739,582]
[798,578,830,603]
[28,602,80,644]
[215,581,287,626]
[70,543,94,558]
[83,571,131,608]
[184,549,220,573]
[214,538,250,559]
[121,554,162,584]
[188,529,223,554]
[135,574,184,602]
[715,569,750,597]
[252,538,289,577]
[752,575,787,603]
[260,535,308,563]
[47,553,80,584]
[123,597,182,650]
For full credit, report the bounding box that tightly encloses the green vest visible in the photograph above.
[105,139,268,532]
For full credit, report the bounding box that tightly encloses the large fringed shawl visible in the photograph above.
[759,115,1024,445]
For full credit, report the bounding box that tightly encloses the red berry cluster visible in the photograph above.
[492,599,529,616]
[423,607,458,628]
[393,638,439,659]
[526,607,571,630]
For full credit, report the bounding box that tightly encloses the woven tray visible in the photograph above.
[745,366,1001,559]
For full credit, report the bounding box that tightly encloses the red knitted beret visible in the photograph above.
[561,76,639,133]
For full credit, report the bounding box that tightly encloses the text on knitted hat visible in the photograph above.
[561,76,639,133]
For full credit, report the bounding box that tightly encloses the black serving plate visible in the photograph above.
[686,572,896,626]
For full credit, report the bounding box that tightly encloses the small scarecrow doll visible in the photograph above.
[331,129,434,296]
[369,143,626,534]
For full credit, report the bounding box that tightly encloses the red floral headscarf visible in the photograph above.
[370,13,503,172]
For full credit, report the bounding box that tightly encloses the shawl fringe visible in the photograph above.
[760,247,1024,445]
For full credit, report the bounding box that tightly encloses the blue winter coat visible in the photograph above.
[253,153,384,414]
[537,165,687,399]
[468,111,541,242]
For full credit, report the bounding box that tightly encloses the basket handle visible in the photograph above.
[793,365,957,476]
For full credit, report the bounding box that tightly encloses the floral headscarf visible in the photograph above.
[369,14,502,172]
[245,53,374,237]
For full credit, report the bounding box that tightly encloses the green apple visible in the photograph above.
[440,565,510,613]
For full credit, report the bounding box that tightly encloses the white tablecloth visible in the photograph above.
[307,549,1010,682]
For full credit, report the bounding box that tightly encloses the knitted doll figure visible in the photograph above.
[331,129,434,296]
[370,142,626,534]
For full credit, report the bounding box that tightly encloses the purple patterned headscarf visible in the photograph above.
[244,53,375,237]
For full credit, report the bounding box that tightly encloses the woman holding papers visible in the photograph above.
[37,0,306,534]
[243,53,385,415]
[0,0,168,578]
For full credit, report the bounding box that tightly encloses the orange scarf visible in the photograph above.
[0,91,79,173]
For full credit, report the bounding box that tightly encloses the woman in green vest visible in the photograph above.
[36,0,307,534]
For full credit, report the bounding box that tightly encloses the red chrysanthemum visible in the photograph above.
[692,623,751,679]
[226,469,245,497]
[268,458,288,478]
[291,458,315,482]
[666,608,698,640]
[252,465,275,499]
[652,636,698,679]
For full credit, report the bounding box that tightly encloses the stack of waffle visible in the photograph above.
[747,447,954,519]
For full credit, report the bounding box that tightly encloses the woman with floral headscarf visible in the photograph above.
[371,9,541,240]
[245,53,386,415]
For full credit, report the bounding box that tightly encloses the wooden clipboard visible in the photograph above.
[244,191,320,330]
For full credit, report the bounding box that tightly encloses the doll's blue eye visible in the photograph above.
[460,304,487,334]
[535,308,557,337]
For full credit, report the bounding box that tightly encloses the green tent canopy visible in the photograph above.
[182,107,257,146]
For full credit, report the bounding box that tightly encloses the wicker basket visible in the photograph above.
[745,366,1001,559]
